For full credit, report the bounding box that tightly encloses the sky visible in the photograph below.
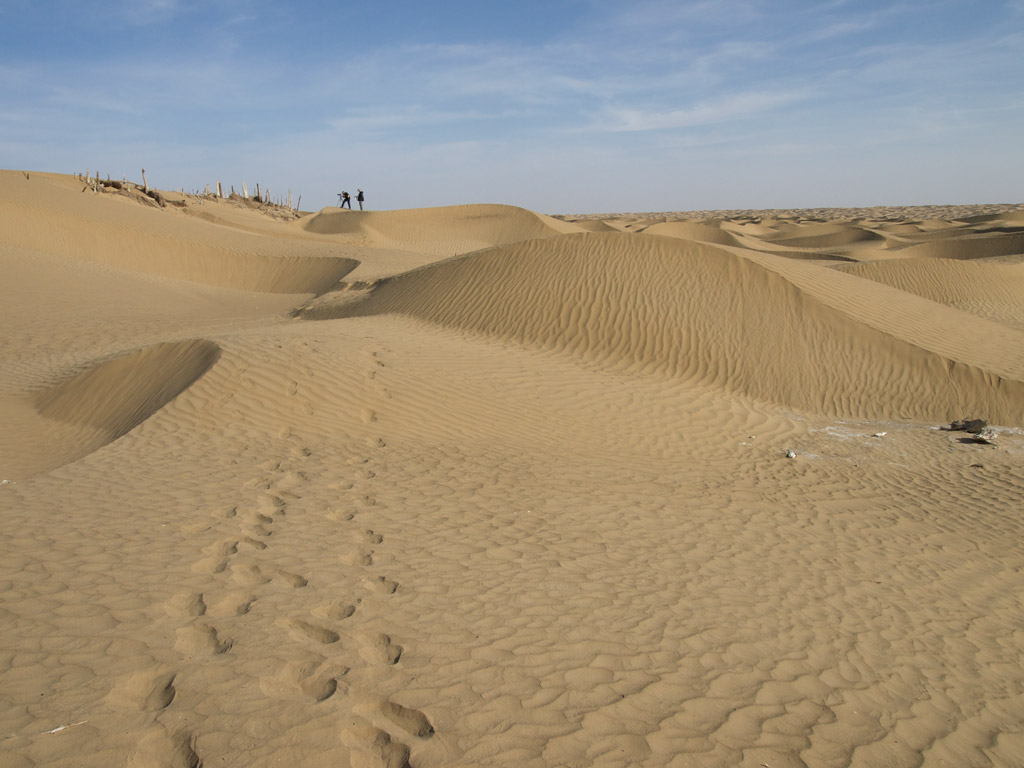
[1,0,1022,213]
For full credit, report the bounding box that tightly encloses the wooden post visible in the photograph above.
[256,183,261,202]
[217,181,223,198]
[242,181,248,198]
[141,168,148,193]
[205,184,210,195]
[296,195,301,211]
[288,189,292,209]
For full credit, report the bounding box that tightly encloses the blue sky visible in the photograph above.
[1,0,1022,212]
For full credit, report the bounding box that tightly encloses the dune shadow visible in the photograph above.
[8,340,223,477]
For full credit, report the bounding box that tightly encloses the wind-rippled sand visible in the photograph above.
[1,171,1023,767]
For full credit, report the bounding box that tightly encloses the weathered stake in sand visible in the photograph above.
[1,170,1023,767]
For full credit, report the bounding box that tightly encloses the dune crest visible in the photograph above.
[299,203,583,257]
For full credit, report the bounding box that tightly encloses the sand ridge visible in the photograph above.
[1,171,1023,767]
[301,230,1024,424]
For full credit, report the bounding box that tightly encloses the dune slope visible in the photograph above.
[299,203,583,256]
[303,231,1024,425]
[0,172,357,293]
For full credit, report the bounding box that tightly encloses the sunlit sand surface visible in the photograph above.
[2,171,1022,767]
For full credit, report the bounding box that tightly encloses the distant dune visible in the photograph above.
[300,203,582,257]
[2,170,1023,768]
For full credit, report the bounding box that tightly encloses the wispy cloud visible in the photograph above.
[327,107,508,134]
[111,0,183,26]
[602,90,813,132]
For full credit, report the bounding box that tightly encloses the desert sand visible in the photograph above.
[1,170,1023,767]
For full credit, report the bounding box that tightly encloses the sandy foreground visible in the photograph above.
[1,170,1023,768]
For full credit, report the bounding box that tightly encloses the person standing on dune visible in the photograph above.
[357,189,365,210]
[340,191,351,209]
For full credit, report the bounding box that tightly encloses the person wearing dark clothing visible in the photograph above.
[356,189,365,210]
[340,191,351,209]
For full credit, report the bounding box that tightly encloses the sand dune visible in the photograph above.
[299,203,583,257]
[886,231,1024,261]
[0,172,358,293]
[302,231,1024,424]
[758,222,885,249]
[2,174,1024,768]
[638,220,743,247]
[836,258,1024,329]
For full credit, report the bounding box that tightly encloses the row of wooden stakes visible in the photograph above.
[74,169,301,210]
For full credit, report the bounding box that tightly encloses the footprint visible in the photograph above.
[232,563,271,586]
[315,600,357,621]
[247,511,274,525]
[274,568,309,588]
[141,673,178,712]
[209,591,255,617]
[105,670,177,712]
[191,540,238,574]
[165,592,206,619]
[361,695,434,739]
[361,408,377,424]
[248,523,274,538]
[240,535,268,551]
[258,494,288,516]
[259,659,345,702]
[364,576,398,594]
[357,529,384,545]
[175,623,232,656]
[341,717,411,768]
[358,633,402,665]
[278,618,340,645]
[132,726,202,768]
[245,511,274,538]
[341,550,374,566]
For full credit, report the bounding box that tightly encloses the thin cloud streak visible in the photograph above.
[603,90,815,132]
